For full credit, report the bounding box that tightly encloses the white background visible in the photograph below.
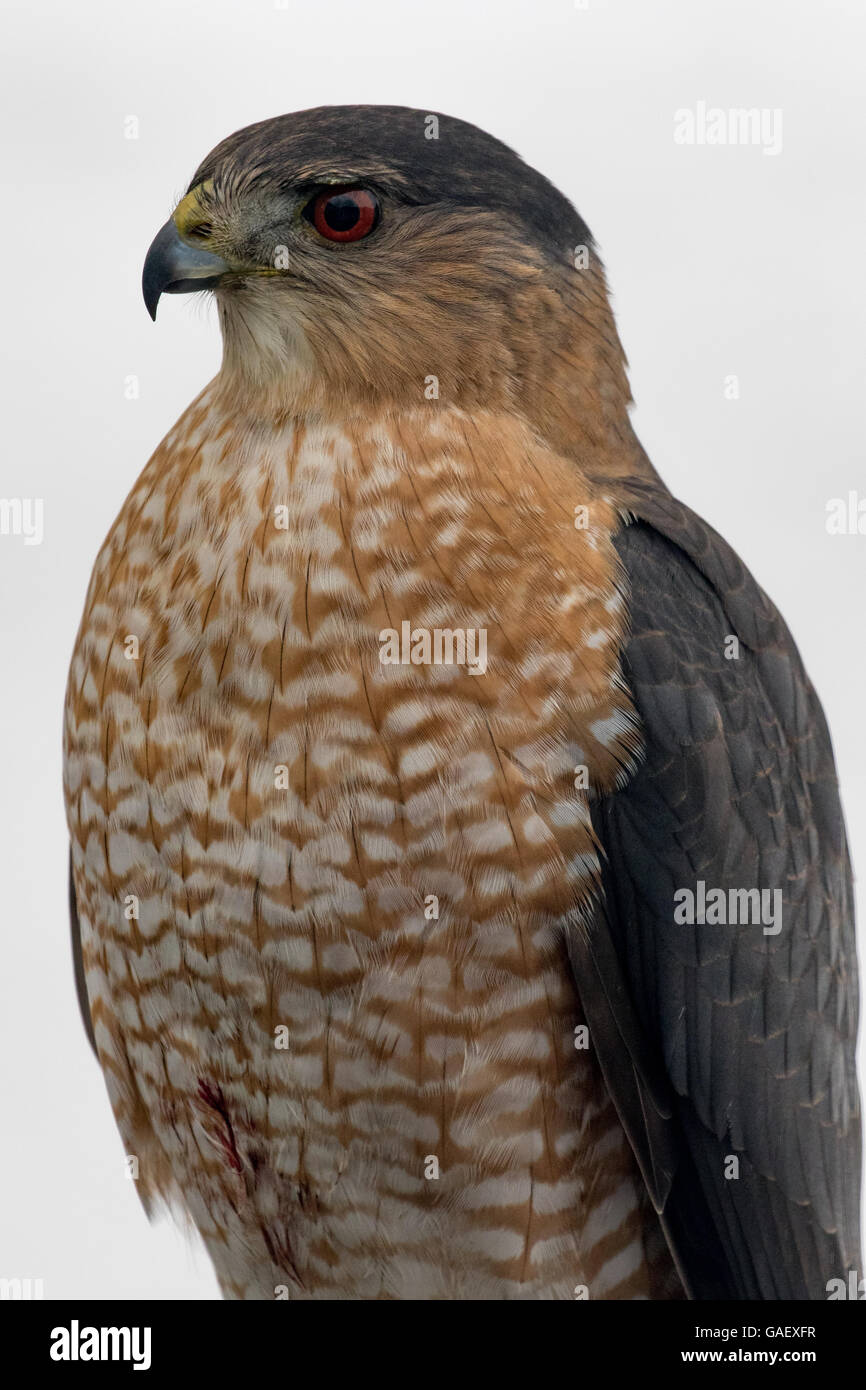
[1,0,863,1298]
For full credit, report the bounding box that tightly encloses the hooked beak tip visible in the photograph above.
[142,217,230,320]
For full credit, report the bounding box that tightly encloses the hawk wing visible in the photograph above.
[69,851,97,1056]
[573,478,861,1298]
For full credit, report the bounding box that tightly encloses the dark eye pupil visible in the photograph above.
[324,195,360,232]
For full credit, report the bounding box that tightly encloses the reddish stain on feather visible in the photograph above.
[197,1078,243,1173]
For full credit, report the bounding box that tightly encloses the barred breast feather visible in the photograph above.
[64,387,673,1299]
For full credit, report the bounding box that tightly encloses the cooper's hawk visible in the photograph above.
[64,105,860,1300]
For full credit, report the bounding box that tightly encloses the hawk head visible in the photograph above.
[142,105,633,460]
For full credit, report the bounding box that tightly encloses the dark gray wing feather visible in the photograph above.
[69,851,97,1056]
[580,480,860,1299]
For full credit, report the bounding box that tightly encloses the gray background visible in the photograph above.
[1,0,863,1298]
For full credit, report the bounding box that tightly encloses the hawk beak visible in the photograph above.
[142,218,231,320]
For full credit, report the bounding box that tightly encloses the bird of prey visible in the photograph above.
[64,105,860,1300]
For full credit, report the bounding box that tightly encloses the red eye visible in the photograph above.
[305,188,379,242]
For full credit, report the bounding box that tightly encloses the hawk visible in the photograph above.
[64,106,860,1300]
